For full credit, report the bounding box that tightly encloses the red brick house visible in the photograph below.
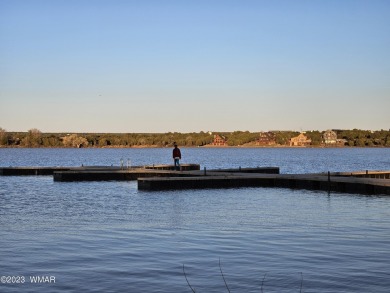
[211,134,228,146]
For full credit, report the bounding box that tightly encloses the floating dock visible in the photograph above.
[52,166,280,182]
[0,166,77,176]
[1,165,389,195]
[0,164,200,177]
[137,173,390,195]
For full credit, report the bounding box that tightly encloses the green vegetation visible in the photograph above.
[274,131,300,145]
[226,131,260,146]
[0,128,389,148]
[305,131,323,146]
[337,129,390,147]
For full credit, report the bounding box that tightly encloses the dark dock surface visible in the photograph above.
[52,166,280,182]
[138,172,390,195]
[0,164,200,177]
[1,165,389,195]
[0,166,78,176]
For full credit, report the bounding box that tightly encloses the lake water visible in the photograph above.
[1,148,390,292]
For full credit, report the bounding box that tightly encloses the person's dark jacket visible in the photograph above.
[173,147,181,159]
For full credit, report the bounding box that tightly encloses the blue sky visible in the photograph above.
[0,0,389,133]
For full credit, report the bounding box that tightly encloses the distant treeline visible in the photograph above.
[0,128,389,148]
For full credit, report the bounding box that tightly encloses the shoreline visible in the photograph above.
[1,145,389,149]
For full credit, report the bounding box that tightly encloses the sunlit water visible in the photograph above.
[1,148,390,292]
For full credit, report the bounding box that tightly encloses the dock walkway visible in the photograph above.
[1,165,389,195]
[138,172,390,195]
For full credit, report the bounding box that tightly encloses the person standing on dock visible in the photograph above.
[172,143,181,171]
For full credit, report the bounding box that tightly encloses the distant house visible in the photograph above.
[256,132,276,146]
[289,133,312,146]
[211,134,228,146]
[323,130,337,144]
[323,130,347,146]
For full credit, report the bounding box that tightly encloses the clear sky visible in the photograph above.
[0,0,389,133]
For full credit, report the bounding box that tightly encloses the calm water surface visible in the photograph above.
[1,148,390,292]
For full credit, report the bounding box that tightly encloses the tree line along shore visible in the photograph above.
[0,128,389,148]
